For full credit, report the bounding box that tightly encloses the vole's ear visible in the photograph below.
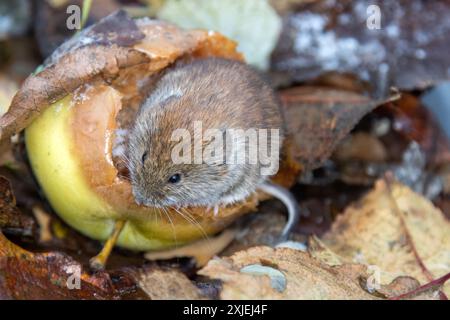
[161,91,183,105]
[148,85,183,109]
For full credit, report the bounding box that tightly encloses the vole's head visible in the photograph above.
[128,96,230,208]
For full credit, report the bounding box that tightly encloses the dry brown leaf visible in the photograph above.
[308,236,444,300]
[280,86,395,172]
[198,235,443,300]
[0,231,120,299]
[199,246,379,299]
[0,177,134,299]
[322,178,450,297]
[0,11,146,142]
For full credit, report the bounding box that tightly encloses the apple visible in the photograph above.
[25,85,252,251]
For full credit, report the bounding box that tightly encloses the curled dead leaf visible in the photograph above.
[280,86,396,172]
[322,178,450,297]
[199,246,379,299]
[0,11,147,141]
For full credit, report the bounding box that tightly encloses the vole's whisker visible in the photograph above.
[180,207,210,242]
[172,205,207,242]
[162,206,178,247]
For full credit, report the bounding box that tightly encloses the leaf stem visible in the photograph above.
[390,272,450,300]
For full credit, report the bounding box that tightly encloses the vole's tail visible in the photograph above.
[259,182,300,242]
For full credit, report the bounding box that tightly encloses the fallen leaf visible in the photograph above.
[199,246,379,299]
[307,236,443,300]
[280,86,394,171]
[322,178,450,297]
[0,231,119,299]
[0,10,147,142]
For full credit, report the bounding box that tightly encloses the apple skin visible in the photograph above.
[25,94,226,251]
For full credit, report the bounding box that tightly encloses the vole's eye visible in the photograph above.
[168,173,181,184]
[141,151,148,164]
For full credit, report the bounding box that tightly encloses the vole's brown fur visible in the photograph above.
[128,57,284,208]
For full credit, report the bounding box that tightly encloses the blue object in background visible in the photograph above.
[422,82,450,141]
